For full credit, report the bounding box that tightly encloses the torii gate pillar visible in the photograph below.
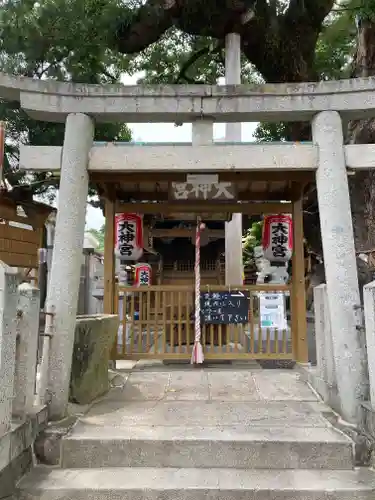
[45,113,94,420]
[225,33,243,286]
[313,110,368,422]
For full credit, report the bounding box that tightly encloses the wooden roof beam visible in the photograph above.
[115,201,292,215]
[152,228,224,238]
[104,189,293,202]
[91,171,315,183]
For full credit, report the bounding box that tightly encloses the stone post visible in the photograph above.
[225,33,242,142]
[313,284,336,388]
[312,111,368,423]
[12,283,40,418]
[364,281,375,410]
[224,33,243,286]
[192,118,213,146]
[46,113,94,420]
[0,263,19,434]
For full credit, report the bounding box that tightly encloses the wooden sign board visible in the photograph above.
[169,182,237,201]
[186,174,219,184]
[200,290,249,324]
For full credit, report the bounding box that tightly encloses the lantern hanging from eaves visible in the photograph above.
[134,263,152,286]
[114,213,144,261]
[262,214,293,263]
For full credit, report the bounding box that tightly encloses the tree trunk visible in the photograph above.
[114,0,335,84]
[347,19,375,291]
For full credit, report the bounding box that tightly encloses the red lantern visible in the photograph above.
[262,214,293,262]
[134,263,152,286]
[115,213,144,260]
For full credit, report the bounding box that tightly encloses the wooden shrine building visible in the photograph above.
[0,192,54,274]
[93,166,310,364]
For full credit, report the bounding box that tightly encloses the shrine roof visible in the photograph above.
[96,175,295,203]
[96,173,300,221]
[0,192,56,223]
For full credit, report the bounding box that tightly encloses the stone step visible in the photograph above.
[61,423,354,469]
[18,466,375,500]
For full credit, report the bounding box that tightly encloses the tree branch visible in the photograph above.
[239,1,273,79]
[286,0,335,25]
[114,0,258,54]
[268,0,278,16]
[304,0,336,25]
[176,0,258,37]
[115,0,178,54]
[257,0,335,83]
[176,41,222,83]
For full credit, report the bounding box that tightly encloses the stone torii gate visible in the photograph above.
[6,73,375,423]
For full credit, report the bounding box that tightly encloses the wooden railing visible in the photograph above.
[163,260,218,272]
[114,285,293,361]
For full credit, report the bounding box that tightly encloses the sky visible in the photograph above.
[84,73,258,230]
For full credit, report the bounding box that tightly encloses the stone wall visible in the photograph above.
[0,406,48,498]
[301,284,357,416]
[0,262,47,496]
[304,282,374,427]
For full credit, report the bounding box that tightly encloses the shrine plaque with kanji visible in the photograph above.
[200,291,249,324]
[169,182,237,201]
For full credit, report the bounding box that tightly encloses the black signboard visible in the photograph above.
[200,291,249,324]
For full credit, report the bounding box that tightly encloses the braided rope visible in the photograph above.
[191,216,204,364]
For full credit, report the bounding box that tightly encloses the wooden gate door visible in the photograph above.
[113,285,294,361]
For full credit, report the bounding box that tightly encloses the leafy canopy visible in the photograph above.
[0,0,131,197]
[0,0,368,200]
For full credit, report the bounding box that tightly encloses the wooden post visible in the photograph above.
[291,185,308,363]
[103,198,115,315]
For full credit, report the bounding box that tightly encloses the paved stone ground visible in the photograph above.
[80,365,331,429]
[19,366,375,499]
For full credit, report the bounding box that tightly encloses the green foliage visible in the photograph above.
[358,0,375,20]
[314,2,357,81]
[87,225,105,253]
[0,0,369,187]
[0,0,132,196]
[253,123,288,143]
[129,27,262,85]
[120,1,357,143]
[242,221,263,266]
[0,0,127,80]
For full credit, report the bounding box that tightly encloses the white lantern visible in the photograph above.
[262,214,293,263]
[134,263,152,286]
[115,213,144,261]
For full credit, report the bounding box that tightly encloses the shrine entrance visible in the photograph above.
[97,170,310,364]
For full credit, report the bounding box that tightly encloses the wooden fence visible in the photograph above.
[114,285,293,361]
